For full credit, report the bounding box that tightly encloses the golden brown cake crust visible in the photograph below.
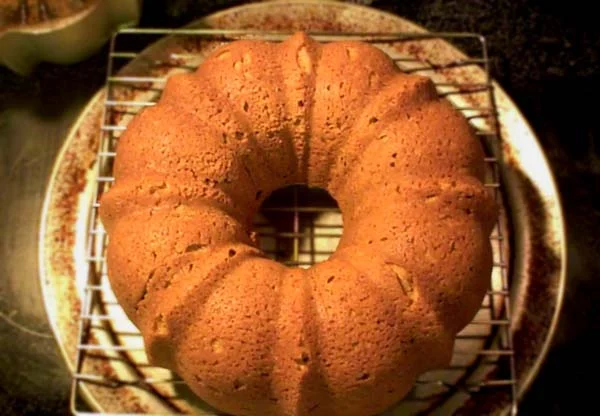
[99,32,496,416]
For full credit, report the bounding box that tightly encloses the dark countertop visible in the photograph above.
[1,1,598,415]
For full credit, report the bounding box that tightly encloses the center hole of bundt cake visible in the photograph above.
[253,185,343,268]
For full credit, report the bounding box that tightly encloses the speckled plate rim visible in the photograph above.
[38,0,567,413]
[38,88,108,412]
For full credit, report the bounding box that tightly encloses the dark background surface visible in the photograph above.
[1,1,598,415]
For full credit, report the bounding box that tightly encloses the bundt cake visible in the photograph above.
[99,32,497,416]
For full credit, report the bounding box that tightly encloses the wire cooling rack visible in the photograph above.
[72,28,517,415]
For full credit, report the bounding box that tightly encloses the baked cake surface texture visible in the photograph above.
[99,32,496,416]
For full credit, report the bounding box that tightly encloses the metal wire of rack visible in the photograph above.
[71,28,517,415]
